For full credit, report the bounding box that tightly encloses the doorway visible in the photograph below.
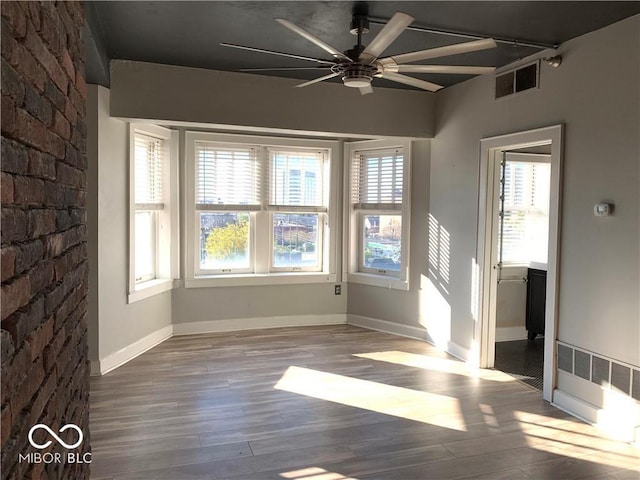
[476,125,563,402]
[493,149,551,391]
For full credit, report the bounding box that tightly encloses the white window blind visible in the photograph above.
[135,133,163,208]
[353,149,404,209]
[500,161,551,264]
[195,142,261,210]
[268,149,326,211]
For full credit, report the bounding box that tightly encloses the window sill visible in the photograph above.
[128,278,178,303]
[185,272,337,288]
[347,272,409,291]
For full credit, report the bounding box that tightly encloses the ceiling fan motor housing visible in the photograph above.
[332,63,377,87]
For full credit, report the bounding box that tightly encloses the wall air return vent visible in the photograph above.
[495,61,539,99]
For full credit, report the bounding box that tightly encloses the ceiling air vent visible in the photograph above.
[495,61,539,99]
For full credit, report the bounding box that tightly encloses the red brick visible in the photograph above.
[67,84,83,116]
[1,403,11,447]
[1,59,26,105]
[60,49,74,80]
[1,95,17,136]
[1,137,29,174]
[38,4,65,58]
[28,209,56,238]
[15,240,44,274]
[29,261,54,294]
[43,325,65,373]
[9,356,44,417]
[0,207,27,243]
[1,246,17,282]
[26,1,41,31]
[45,131,65,159]
[1,1,27,38]
[74,69,86,100]
[9,44,46,92]
[1,172,14,204]
[28,149,56,180]
[12,175,45,206]
[52,110,70,140]
[1,275,30,321]
[27,370,56,427]
[1,17,17,61]
[63,97,77,125]
[1,296,44,349]
[26,317,53,362]
[15,108,46,151]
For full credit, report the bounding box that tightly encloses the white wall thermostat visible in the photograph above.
[594,203,612,216]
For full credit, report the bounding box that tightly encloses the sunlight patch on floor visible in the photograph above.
[275,366,467,431]
[354,350,516,382]
[514,411,640,471]
[279,467,358,480]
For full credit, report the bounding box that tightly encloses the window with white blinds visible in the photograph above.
[268,149,326,210]
[135,133,164,209]
[499,161,551,264]
[195,142,261,210]
[352,149,404,210]
[187,132,337,280]
[130,124,177,295]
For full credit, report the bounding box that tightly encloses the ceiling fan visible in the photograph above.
[221,12,497,95]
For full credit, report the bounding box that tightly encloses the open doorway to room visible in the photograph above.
[493,148,552,391]
[476,125,563,402]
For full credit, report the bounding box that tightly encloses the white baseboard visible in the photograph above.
[173,314,347,335]
[347,314,473,362]
[496,326,529,342]
[553,389,640,443]
[347,314,429,341]
[445,340,472,362]
[92,324,173,376]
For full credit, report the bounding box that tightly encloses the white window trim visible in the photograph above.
[128,123,179,303]
[184,131,340,287]
[344,138,412,291]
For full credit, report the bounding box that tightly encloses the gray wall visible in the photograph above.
[172,283,346,324]
[109,61,435,139]
[87,85,172,365]
[347,141,432,332]
[430,15,639,366]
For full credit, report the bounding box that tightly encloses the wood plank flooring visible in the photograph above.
[89,325,640,479]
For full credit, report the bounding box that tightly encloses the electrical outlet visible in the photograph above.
[334,284,341,295]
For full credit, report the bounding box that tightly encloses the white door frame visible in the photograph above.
[476,125,563,402]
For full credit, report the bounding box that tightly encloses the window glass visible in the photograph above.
[500,161,550,264]
[135,211,154,281]
[199,212,251,270]
[362,214,402,272]
[273,213,320,269]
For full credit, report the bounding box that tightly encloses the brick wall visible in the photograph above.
[1,2,89,479]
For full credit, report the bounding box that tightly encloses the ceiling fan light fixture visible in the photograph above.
[341,64,375,87]
[343,75,372,88]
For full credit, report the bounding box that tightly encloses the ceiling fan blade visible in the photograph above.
[388,38,497,64]
[398,65,495,74]
[239,66,333,72]
[295,72,340,88]
[382,72,443,92]
[220,42,335,65]
[359,12,414,63]
[276,19,351,61]
[359,84,374,95]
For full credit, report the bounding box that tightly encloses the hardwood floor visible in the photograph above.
[89,325,640,479]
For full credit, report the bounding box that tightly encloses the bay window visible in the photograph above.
[185,132,338,287]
